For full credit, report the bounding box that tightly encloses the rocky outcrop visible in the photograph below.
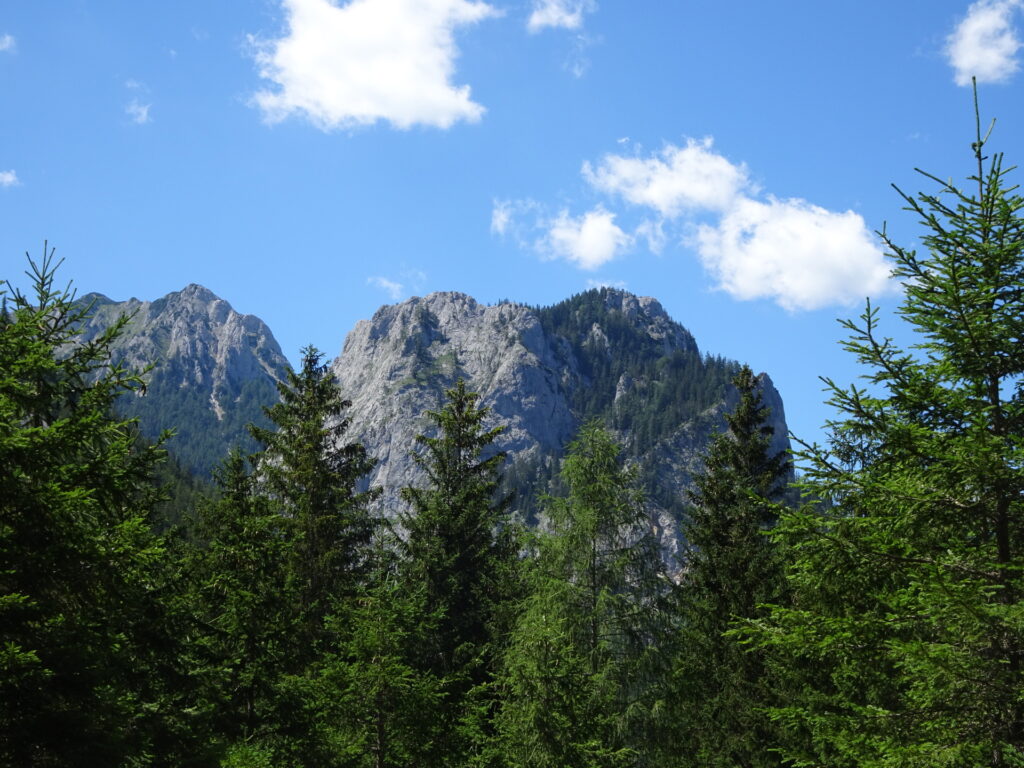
[75,284,290,475]
[331,288,790,567]
[73,282,791,566]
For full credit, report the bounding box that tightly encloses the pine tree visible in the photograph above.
[498,421,671,768]
[0,249,176,765]
[675,365,790,768]
[399,378,516,765]
[751,93,1024,766]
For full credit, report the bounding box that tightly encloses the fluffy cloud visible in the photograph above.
[541,207,631,270]
[583,138,749,217]
[251,0,498,131]
[527,0,596,32]
[694,196,894,311]
[0,34,14,52]
[367,275,404,299]
[0,170,19,187]
[125,100,152,125]
[946,0,1023,85]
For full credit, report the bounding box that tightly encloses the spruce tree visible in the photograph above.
[498,421,671,768]
[249,345,379,642]
[0,249,176,765]
[751,93,1024,766]
[675,365,790,768]
[181,448,297,758]
[399,378,515,765]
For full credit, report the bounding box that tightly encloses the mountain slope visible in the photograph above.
[332,287,790,562]
[75,284,290,475]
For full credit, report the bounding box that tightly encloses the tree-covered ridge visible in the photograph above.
[537,288,738,448]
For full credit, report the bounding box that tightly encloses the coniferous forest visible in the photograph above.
[4,120,1024,768]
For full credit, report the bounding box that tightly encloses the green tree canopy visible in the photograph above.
[751,95,1024,767]
[498,422,672,768]
[0,249,174,765]
[675,365,790,768]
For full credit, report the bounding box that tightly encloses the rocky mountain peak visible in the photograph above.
[332,287,790,566]
[74,284,290,474]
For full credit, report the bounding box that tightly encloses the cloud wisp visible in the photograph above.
[251,0,498,131]
[367,276,404,300]
[125,100,152,125]
[946,0,1023,85]
[496,138,895,312]
[0,34,15,53]
[527,0,596,32]
[0,170,19,187]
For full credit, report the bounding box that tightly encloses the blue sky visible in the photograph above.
[2,0,1024,449]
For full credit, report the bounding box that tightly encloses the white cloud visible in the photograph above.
[0,34,15,53]
[540,207,631,270]
[367,276,404,300]
[527,0,596,32]
[491,200,513,235]
[125,100,152,124]
[946,0,1023,85]
[583,138,749,217]
[0,170,19,187]
[635,218,667,254]
[694,196,894,312]
[251,0,498,131]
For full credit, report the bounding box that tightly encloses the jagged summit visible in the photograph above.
[73,283,789,563]
[74,283,290,475]
[332,286,789,563]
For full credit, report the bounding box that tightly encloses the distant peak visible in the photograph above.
[178,283,218,302]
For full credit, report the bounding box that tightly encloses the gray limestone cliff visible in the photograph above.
[331,288,791,566]
[75,284,290,474]
[72,282,791,565]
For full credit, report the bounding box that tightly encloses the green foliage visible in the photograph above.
[180,448,297,757]
[675,365,790,768]
[250,345,380,635]
[307,547,445,768]
[498,422,672,767]
[537,289,736,444]
[0,248,182,765]
[750,97,1024,766]
[400,379,518,766]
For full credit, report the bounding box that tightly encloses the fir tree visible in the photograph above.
[498,421,672,768]
[181,448,297,758]
[751,92,1024,766]
[675,365,790,768]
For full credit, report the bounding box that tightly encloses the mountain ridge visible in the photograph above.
[76,282,790,561]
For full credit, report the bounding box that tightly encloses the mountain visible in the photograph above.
[74,283,790,562]
[332,288,790,563]
[74,284,290,475]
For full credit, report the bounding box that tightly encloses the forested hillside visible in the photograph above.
[3,118,1024,767]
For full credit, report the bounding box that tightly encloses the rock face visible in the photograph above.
[75,284,290,475]
[332,288,791,567]
[73,282,791,565]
